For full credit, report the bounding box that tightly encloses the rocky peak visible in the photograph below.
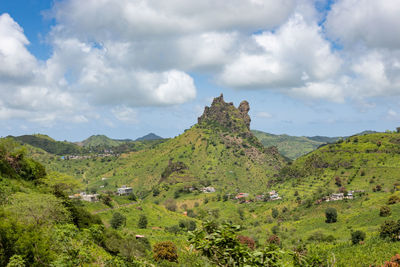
[198,94,251,132]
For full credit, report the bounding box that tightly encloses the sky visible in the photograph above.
[0,0,400,141]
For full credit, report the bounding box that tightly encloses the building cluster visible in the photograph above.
[201,186,216,193]
[68,185,133,202]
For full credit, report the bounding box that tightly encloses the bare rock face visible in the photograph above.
[197,94,251,132]
[238,101,251,129]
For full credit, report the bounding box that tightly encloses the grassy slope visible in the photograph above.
[252,130,325,159]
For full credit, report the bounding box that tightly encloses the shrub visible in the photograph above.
[325,208,337,223]
[237,235,255,250]
[335,176,342,187]
[307,231,336,243]
[380,220,400,241]
[110,212,126,229]
[351,230,366,245]
[271,208,279,218]
[137,214,148,229]
[128,193,137,201]
[267,235,281,246]
[153,241,178,262]
[388,195,400,205]
[164,199,177,212]
[380,206,392,217]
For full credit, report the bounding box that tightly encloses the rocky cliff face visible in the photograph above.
[198,94,251,132]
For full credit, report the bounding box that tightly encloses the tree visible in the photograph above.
[6,255,25,267]
[380,206,392,217]
[325,208,337,223]
[153,241,178,262]
[351,230,366,245]
[388,195,400,205]
[271,208,279,219]
[164,199,177,212]
[110,212,126,229]
[188,221,284,266]
[137,214,148,229]
[380,220,400,241]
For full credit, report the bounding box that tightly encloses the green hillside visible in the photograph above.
[10,134,82,155]
[78,134,128,148]
[81,94,286,193]
[252,130,325,159]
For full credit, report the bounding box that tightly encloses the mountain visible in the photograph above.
[89,94,286,192]
[252,130,325,159]
[78,134,128,148]
[135,133,163,141]
[9,134,82,155]
[306,135,341,143]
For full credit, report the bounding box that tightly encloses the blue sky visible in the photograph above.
[0,0,399,141]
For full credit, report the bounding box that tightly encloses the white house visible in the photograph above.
[117,185,133,196]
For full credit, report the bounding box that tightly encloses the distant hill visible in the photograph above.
[306,135,341,143]
[253,130,380,159]
[78,135,128,148]
[135,133,163,141]
[10,134,82,155]
[252,130,327,159]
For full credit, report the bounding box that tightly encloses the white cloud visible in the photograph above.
[256,112,273,118]
[0,13,37,83]
[112,106,138,124]
[219,13,342,94]
[325,0,400,49]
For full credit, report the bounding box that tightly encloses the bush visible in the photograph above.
[380,220,400,241]
[267,235,281,246]
[325,208,337,223]
[137,214,148,229]
[388,195,400,205]
[237,235,255,250]
[128,193,137,201]
[153,241,178,262]
[351,230,366,245]
[271,208,279,218]
[164,199,177,212]
[110,212,126,229]
[380,206,392,217]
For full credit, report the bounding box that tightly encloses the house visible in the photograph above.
[80,192,99,202]
[269,191,281,201]
[255,195,265,201]
[117,185,133,196]
[235,193,249,199]
[202,186,216,193]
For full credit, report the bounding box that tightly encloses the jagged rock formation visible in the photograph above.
[198,94,251,132]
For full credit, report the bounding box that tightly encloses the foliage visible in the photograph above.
[271,207,279,218]
[388,195,400,205]
[164,199,177,212]
[188,221,285,266]
[110,212,126,229]
[153,241,178,262]
[137,214,148,229]
[351,230,366,245]
[325,207,337,223]
[380,206,392,217]
[380,220,400,241]
[237,235,256,250]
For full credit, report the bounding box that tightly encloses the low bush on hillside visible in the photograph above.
[351,230,366,245]
[325,208,337,223]
[153,241,178,262]
[380,206,392,217]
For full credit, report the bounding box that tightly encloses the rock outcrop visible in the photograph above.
[198,94,251,132]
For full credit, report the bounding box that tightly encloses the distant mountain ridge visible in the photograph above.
[135,133,163,141]
[252,130,380,159]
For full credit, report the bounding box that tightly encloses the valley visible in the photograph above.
[1,95,400,266]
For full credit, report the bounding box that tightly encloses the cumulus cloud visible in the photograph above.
[112,106,138,123]
[256,112,273,118]
[325,0,400,49]
[0,14,37,83]
[219,13,342,100]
